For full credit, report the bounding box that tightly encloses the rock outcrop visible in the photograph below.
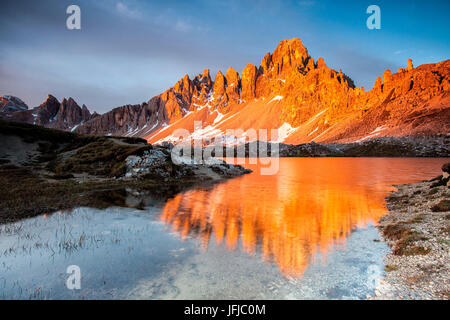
[241,64,259,101]
[225,67,241,108]
[124,144,252,179]
[408,58,414,71]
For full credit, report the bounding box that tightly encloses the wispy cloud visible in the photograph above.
[1,0,448,112]
[175,20,193,32]
[115,1,142,20]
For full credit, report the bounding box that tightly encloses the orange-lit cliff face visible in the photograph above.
[6,39,448,140]
[12,38,446,141]
[160,158,396,277]
[141,38,449,145]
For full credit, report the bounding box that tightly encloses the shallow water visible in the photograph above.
[0,158,447,299]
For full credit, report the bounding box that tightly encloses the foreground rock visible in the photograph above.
[374,163,450,300]
[124,145,251,180]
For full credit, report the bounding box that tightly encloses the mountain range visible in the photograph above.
[1,38,449,145]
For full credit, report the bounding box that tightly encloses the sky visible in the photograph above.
[1,0,449,113]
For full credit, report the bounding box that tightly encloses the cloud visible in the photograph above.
[0,0,244,112]
[115,1,142,20]
[2,0,445,114]
[175,20,193,32]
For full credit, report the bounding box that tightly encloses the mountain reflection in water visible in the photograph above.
[161,158,445,277]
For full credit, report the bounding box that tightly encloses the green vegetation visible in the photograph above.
[384,265,399,272]
[386,194,409,205]
[431,200,450,212]
[51,137,151,177]
[407,214,425,224]
[382,222,430,256]
[382,222,411,241]
[0,164,199,224]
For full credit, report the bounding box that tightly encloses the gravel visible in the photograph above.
[372,178,449,300]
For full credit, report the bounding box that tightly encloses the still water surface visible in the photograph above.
[0,158,447,299]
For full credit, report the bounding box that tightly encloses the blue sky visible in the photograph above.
[1,0,449,113]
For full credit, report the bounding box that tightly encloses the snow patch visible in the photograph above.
[269,95,283,103]
[141,120,160,136]
[355,126,387,142]
[213,111,225,125]
[275,122,298,143]
[371,126,386,134]
[308,126,319,137]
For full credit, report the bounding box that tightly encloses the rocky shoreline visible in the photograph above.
[373,163,450,300]
[208,135,450,158]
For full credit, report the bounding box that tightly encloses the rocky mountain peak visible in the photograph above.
[0,95,29,113]
[194,69,212,86]
[66,97,78,105]
[0,94,94,132]
[39,95,61,116]
[267,38,310,76]
[383,69,392,83]
[202,68,211,79]
[212,70,226,100]
[224,67,241,110]
[45,94,58,103]
[5,38,447,145]
[241,63,259,101]
[225,67,240,84]
[316,57,327,69]
[260,52,272,74]
[191,69,213,100]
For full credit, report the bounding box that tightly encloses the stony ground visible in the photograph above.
[373,177,450,300]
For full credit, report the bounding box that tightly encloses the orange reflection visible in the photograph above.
[160,158,444,278]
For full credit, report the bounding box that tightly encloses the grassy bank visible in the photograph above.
[0,164,205,224]
[0,120,215,224]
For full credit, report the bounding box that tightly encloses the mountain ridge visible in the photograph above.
[2,38,449,144]
[0,94,95,132]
